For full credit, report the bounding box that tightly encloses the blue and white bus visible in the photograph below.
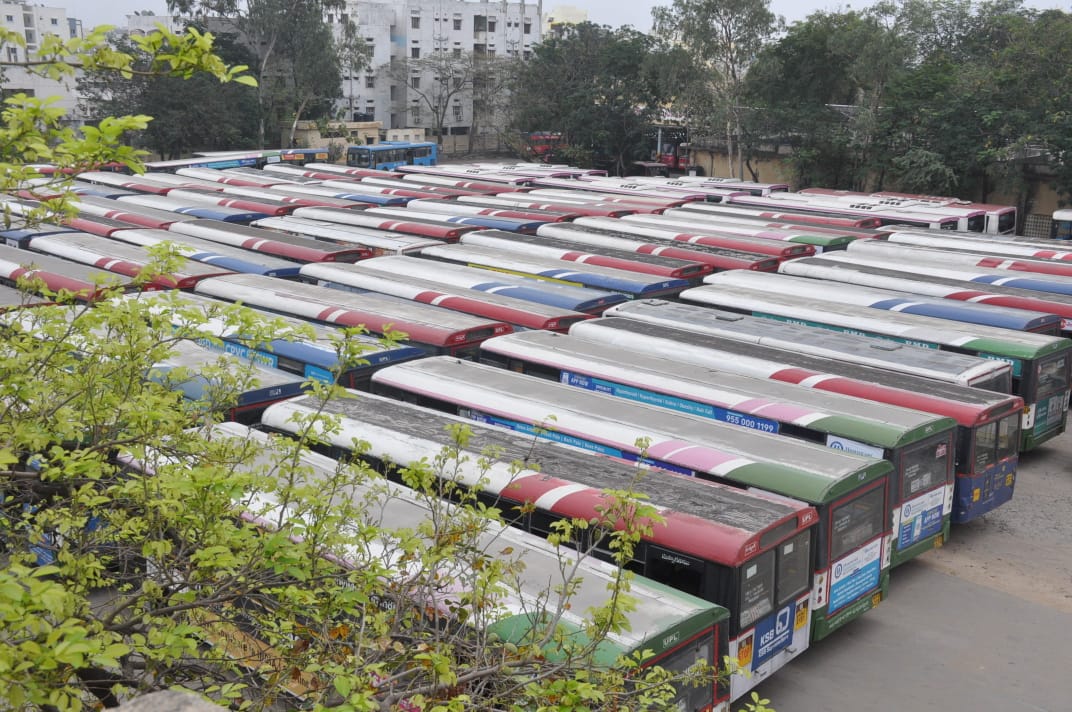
[345,141,438,170]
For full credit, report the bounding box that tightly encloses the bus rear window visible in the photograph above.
[775,531,811,607]
[1036,355,1069,398]
[997,413,1019,462]
[739,550,774,629]
[830,487,885,561]
[971,370,1012,394]
[656,633,715,711]
[899,437,951,500]
[973,420,997,472]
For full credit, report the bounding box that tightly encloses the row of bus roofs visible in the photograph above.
[3,175,1059,709]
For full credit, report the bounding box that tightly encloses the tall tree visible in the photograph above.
[167,0,345,148]
[78,29,259,159]
[511,23,669,175]
[653,0,781,179]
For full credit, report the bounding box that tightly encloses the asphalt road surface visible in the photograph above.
[753,432,1072,712]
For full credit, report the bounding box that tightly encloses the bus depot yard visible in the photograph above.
[5,149,1072,710]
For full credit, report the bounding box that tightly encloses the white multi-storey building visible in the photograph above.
[0,1,85,125]
[330,0,542,141]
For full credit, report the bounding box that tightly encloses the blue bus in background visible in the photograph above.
[346,141,438,170]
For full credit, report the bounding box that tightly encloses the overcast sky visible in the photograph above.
[72,0,1070,34]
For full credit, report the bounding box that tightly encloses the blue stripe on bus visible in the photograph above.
[517,268,688,294]
[971,274,1072,297]
[180,252,301,277]
[171,206,268,223]
[468,281,627,311]
[560,370,781,434]
[868,297,1053,330]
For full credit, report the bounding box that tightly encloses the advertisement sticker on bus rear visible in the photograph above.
[897,488,945,550]
[828,539,882,613]
[752,602,795,669]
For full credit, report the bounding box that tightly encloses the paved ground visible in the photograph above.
[752,431,1072,711]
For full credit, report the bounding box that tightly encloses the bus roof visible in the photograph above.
[168,219,372,263]
[106,227,304,278]
[480,330,957,449]
[342,254,626,314]
[568,316,1023,427]
[689,273,1072,360]
[298,261,593,332]
[250,216,441,254]
[598,299,1011,386]
[193,273,513,347]
[459,229,714,280]
[571,216,815,259]
[260,391,817,564]
[418,243,692,298]
[0,242,139,298]
[27,233,235,288]
[370,357,893,503]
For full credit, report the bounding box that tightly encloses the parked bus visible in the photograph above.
[264,162,401,181]
[418,244,692,300]
[167,219,371,263]
[104,228,304,278]
[336,255,626,315]
[571,217,816,260]
[0,242,143,299]
[722,194,964,231]
[290,206,472,240]
[623,213,860,252]
[456,194,643,218]
[260,390,817,703]
[848,239,1072,299]
[25,233,235,289]
[345,141,438,170]
[799,187,1017,235]
[405,198,571,223]
[148,340,312,423]
[368,357,892,641]
[160,422,732,710]
[702,270,1063,335]
[364,205,549,235]
[73,195,199,229]
[0,282,50,309]
[193,273,512,358]
[480,330,957,567]
[534,223,780,272]
[250,216,441,256]
[872,233,1072,275]
[458,229,714,281]
[780,253,1072,337]
[598,299,1012,391]
[569,314,1023,523]
[671,202,887,236]
[299,260,593,332]
[122,291,427,387]
[681,276,1071,450]
[116,193,269,224]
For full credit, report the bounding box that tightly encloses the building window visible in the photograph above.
[6,46,17,62]
[487,48,495,57]
[5,15,13,22]
[50,18,58,26]
[24,29,34,44]
[453,18,461,30]
[411,106,421,123]
[326,13,333,23]
[452,77,462,89]
[453,104,462,121]
[453,48,461,57]
[524,21,532,34]
[366,75,375,88]
[488,20,496,32]
[411,15,420,29]
[411,76,420,89]
[523,50,531,60]
[411,47,420,58]
[474,15,486,32]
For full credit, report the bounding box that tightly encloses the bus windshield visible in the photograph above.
[1037,353,1069,399]
[739,549,775,629]
[900,436,952,501]
[971,413,1019,472]
[657,633,716,711]
[776,530,812,608]
[830,487,886,562]
[971,369,1013,394]
[349,148,371,168]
